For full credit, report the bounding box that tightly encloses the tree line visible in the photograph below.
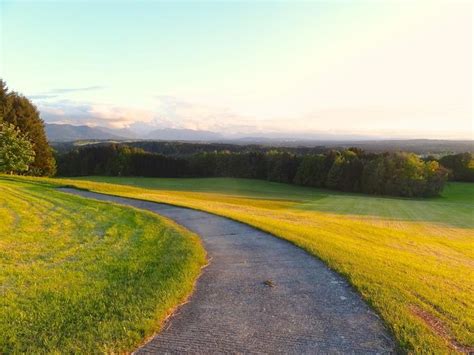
[57,145,188,177]
[52,140,330,156]
[56,144,461,197]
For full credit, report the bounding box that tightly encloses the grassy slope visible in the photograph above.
[0,178,206,353]
[52,176,473,353]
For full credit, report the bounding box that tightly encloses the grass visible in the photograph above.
[50,176,474,353]
[0,177,206,353]
[5,175,474,353]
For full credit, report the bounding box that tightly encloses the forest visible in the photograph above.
[55,143,474,197]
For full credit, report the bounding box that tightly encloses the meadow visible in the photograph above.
[0,177,206,353]
[53,176,473,353]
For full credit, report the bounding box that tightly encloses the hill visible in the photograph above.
[0,177,205,352]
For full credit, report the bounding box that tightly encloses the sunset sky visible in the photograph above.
[1,0,472,139]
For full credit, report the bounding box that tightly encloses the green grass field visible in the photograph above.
[3,175,473,353]
[49,176,473,353]
[0,177,206,353]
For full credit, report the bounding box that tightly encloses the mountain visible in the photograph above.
[45,124,133,142]
[97,126,138,139]
[145,128,223,141]
[45,124,223,142]
[45,124,473,154]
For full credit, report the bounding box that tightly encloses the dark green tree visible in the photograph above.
[266,151,299,183]
[325,155,344,189]
[293,154,326,187]
[439,153,474,182]
[361,157,385,194]
[0,79,56,176]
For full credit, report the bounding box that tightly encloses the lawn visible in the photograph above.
[47,176,473,353]
[0,177,206,353]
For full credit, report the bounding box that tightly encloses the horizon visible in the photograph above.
[44,121,474,142]
[1,0,472,139]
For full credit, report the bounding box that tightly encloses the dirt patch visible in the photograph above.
[411,305,473,354]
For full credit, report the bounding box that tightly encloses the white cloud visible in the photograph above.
[152,96,261,132]
[35,92,472,139]
[38,100,155,128]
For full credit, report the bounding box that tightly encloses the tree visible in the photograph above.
[361,157,385,195]
[0,122,35,174]
[294,154,326,187]
[361,152,447,197]
[0,80,10,117]
[326,155,344,189]
[325,150,363,192]
[341,152,364,192]
[423,160,448,197]
[439,153,474,182]
[0,79,56,176]
[266,151,299,183]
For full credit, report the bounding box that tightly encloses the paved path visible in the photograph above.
[61,188,395,354]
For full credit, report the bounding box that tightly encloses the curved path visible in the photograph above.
[61,188,395,354]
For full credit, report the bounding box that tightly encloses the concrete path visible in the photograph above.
[61,188,395,354]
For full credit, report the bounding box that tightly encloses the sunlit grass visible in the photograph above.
[34,176,474,353]
[0,177,206,353]
[6,175,474,352]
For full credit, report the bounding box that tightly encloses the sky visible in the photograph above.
[0,0,472,139]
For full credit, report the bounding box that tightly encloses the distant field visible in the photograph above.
[73,176,474,229]
[0,178,206,353]
[45,176,473,353]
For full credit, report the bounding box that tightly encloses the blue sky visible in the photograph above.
[1,0,472,139]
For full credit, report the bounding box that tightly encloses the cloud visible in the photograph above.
[36,96,263,134]
[27,86,104,102]
[36,96,472,139]
[153,96,262,133]
[28,94,58,100]
[48,86,104,94]
[38,100,155,128]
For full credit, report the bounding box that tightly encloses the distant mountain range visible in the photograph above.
[45,124,223,142]
[45,124,131,141]
[145,128,223,141]
[45,123,371,142]
[45,123,473,154]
